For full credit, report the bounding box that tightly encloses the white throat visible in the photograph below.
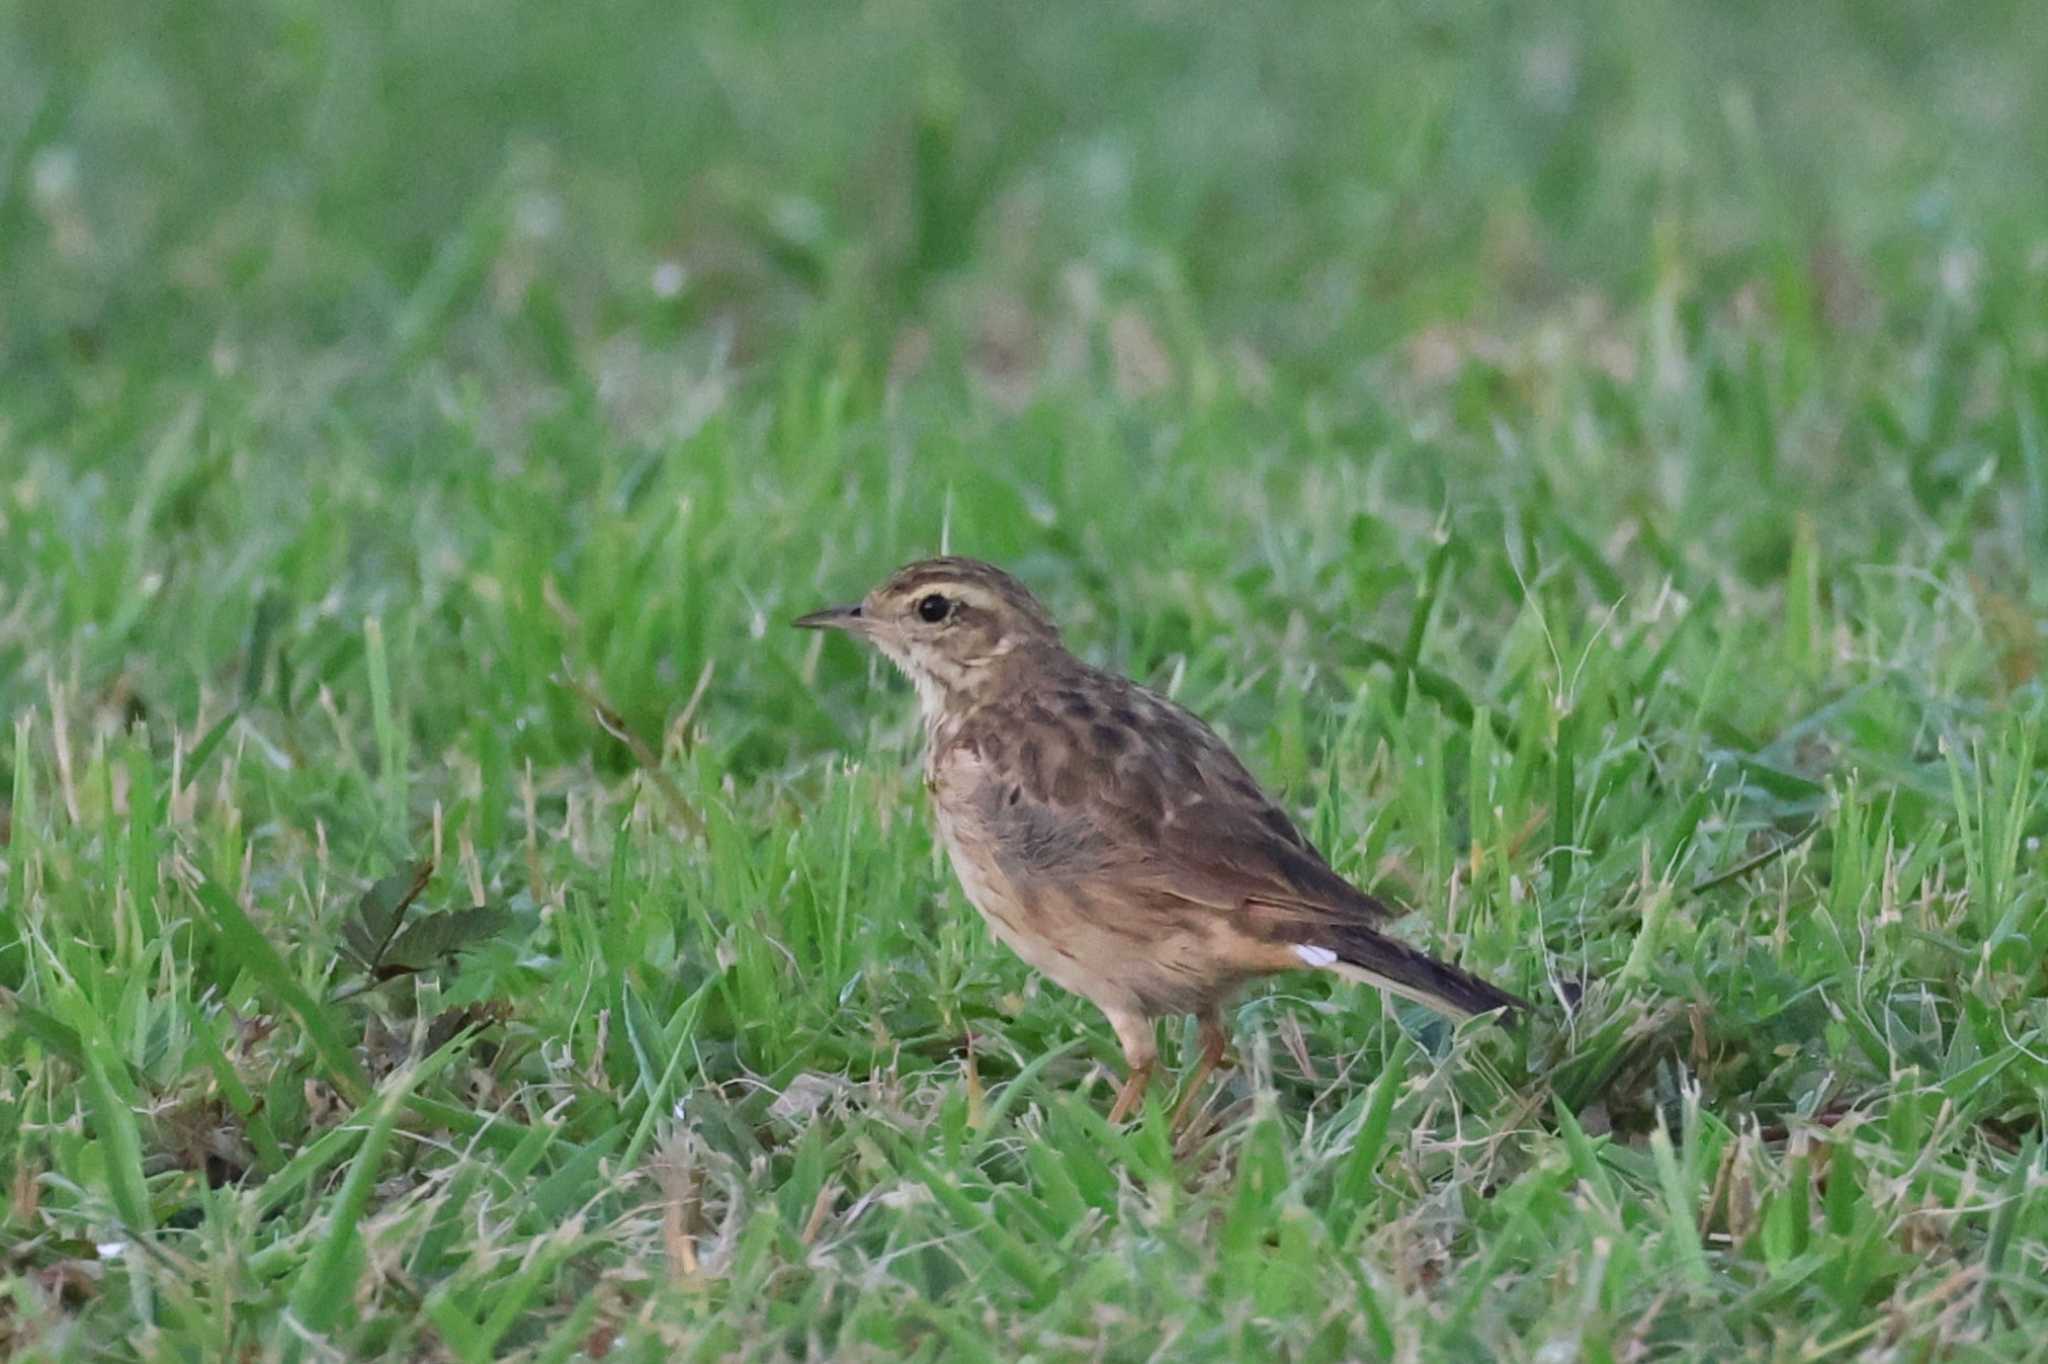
[908,665,948,726]
[875,640,954,730]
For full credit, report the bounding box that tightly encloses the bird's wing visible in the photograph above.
[958,673,1398,926]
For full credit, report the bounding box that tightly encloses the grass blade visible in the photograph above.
[188,870,370,1105]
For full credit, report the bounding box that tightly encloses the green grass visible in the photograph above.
[5,0,2048,1357]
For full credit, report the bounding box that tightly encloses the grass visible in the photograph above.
[4,0,2048,1357]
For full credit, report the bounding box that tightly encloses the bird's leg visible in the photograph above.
[1107,1060,1155,1124]
[1170,1008,1231,1136]
[1104,1009,1158,1125]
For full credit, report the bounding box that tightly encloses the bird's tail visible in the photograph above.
[1316,924,1526,1021]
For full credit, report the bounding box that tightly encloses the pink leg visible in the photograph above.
[1103,1008,1158,1124]
[1171,1009,1231,1135]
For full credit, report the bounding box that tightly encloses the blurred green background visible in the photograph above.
[5,0,2048,1358]
[6,0,2045,772]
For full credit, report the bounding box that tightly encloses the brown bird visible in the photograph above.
[797,557,1523,1129]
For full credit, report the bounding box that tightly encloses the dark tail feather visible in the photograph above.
[1323,924,1526,1021]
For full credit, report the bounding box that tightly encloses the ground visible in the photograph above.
[3,0,2048,1358]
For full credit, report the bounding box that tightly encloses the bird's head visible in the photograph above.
[795,557,1063,713]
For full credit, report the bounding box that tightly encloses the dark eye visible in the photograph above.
[917,593,952,623]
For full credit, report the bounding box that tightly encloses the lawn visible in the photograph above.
[4,0,2048,1358]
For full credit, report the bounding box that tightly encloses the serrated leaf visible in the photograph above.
[343,862,433,969]
[380,906,513,973]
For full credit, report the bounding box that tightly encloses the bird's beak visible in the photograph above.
[793,603,866,632]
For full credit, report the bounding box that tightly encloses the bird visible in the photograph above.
[796,556,1524,1130]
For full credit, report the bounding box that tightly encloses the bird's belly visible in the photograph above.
[940,835,1111,997]
[936,818,1224,1017]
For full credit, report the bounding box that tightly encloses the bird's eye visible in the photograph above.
[917,593,952,623]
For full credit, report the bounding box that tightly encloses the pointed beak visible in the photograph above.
[793,603,865,632]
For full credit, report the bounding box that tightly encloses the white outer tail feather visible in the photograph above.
[1321,959,1485,1021]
